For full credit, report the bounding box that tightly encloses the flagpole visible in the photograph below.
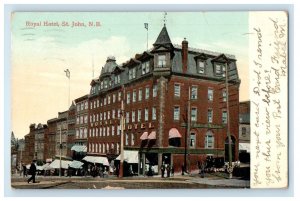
[144,23,148,51]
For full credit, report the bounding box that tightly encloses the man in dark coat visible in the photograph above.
[27,160,37,183]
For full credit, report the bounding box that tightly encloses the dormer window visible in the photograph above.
[158,55,166,67]
[129,67,136,80]
[103,80,108,89]
[215,63,226,77]
[198,60,205,74]
[142,61,150,74]
[114,74,121,85]
[100,81,103,89]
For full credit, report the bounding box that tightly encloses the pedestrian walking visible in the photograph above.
[27,160,37,183]
[161,164,165,178]
[166,164,171,178]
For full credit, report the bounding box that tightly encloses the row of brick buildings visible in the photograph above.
[20,25,241,175]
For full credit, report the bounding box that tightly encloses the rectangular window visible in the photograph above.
[132,111,135,123]
[191,108,197,121]
[84,115,88,123]
[118,109,121,119]
[222,90,227,102]
[126,112,130,124]
[216,64,222,75]
[107,126,110,136]
[100,127,102,136]
[77,105,80,112]
[117,125,121,135]
[191,86,197,100]
[198,61,205,74]
[208,109,213,123]
[131,133,135,146]
[100,113,102,121]
[97,100,99,107]
[127,92,130,104]
[104,97,107,105]
[242,127,247,136]
[118,92,122,101]
[104,112,106,121]
[153,84,157,97]
[103,127,106,136]
[190,133,196,148]
[205,135,214,148]
[104,80,108,89]
[112,110,115,119]
[113,94,116,103]
[145,108,149,121]
[222,111,227,124]
[174,84,180,97]
[142,61,150,75]
[125,134,129,146]
[208,89,214,101]
[112,126,115,136]
[129,68,136,80]
[152,107,156,120]
[118,75,121,83]
[107,111,110,120]
[158,55,166,67]
[138,109,142,122]
[174,107,180,121]
[108,95,111,104]
[145,87,150,100]
[133,90,136,103]
[138,89,142,101]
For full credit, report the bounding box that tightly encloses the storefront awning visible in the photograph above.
[140,132,148,140]
[239,143,250,153]
[82,156,109,166]
[169,128,182,139]
[116,150,139,164]
[49,159,72,169]
[69,160,84,169]
[148,131,156,140]
[71,145,87,153]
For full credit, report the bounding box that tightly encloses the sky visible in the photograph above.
[11,12,249,139]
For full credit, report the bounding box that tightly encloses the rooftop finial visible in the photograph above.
[163,12,167,26]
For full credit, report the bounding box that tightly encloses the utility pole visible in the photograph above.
[187,86,191,173]
[59,125,62,177]
[225,62,233,179]
[119,86,125,178]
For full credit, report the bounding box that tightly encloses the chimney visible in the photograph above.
[182,38,188,73]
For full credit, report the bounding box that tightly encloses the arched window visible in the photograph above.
[205,130,214,148]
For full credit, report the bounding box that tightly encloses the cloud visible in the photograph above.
[11,35,132,138]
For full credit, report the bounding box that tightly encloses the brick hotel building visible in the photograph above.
[85,25,240,175]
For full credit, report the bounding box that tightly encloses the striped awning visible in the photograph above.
[71,145,87,153]
[140,132,148,140]
[148,131,156,140]
[169,128,182,139]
